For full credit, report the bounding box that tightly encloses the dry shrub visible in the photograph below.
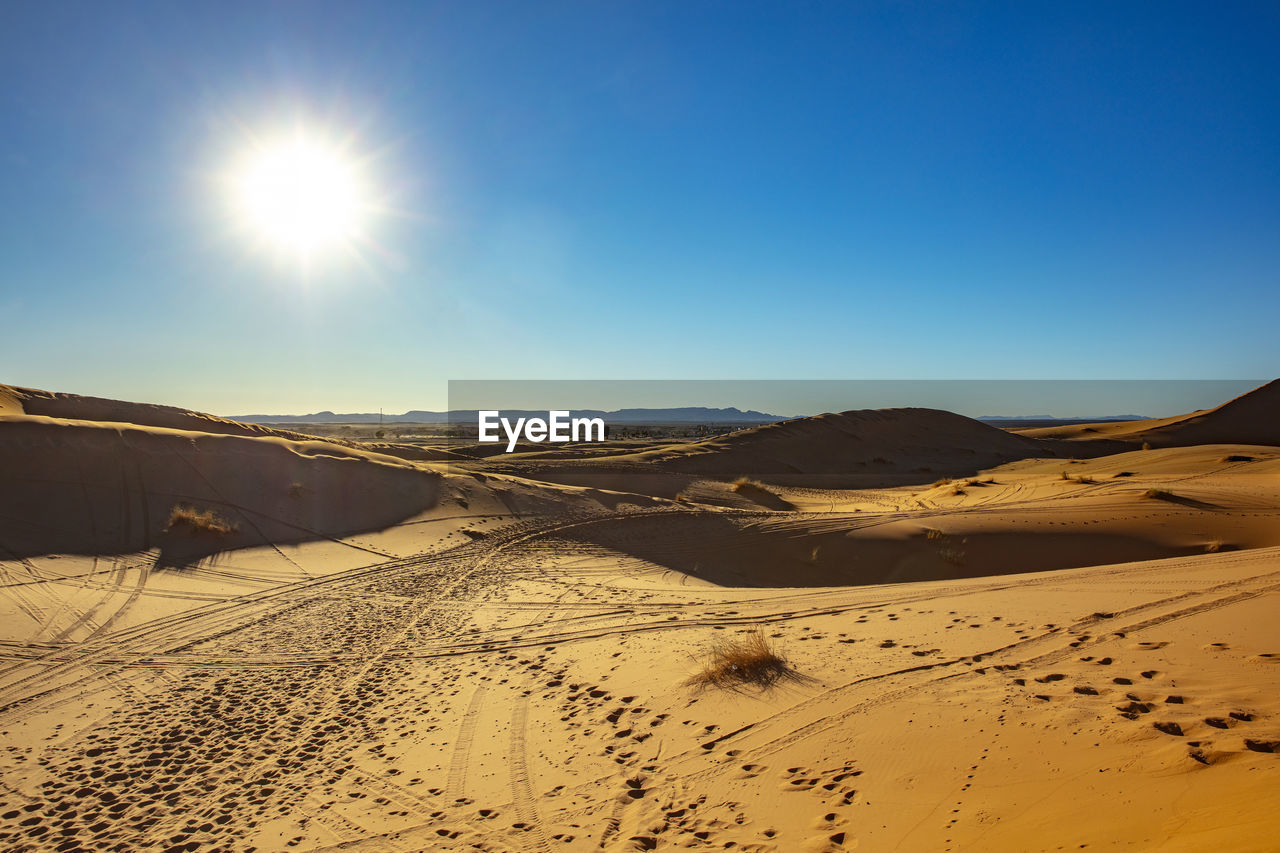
[925,527,966,566]
[684,629,805,693]
[1143,488,1174,501]
[1221,454,1254,463]
[731,477,773,495]
[165,505,236,537]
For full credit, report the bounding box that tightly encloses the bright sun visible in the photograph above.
[229,131,371,263]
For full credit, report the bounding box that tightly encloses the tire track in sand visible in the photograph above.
[445,683,488,799]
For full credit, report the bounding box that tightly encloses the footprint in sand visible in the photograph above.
[781,766,820,791]
[1244,739,1280,754]
[1117,700,1154,719]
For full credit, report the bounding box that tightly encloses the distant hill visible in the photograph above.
[232,407,791,424]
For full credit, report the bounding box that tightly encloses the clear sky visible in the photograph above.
[1,1,1277,415]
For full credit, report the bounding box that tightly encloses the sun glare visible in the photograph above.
[228,131,372,264]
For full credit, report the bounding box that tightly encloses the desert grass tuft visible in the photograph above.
[732,476,774,495]
[925,527,966,566]
[684,628,806,693]
[1143,488,1174,501]
[165,505,236,537]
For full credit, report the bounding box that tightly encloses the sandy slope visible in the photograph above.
[1019,378,1280,449]
[0,413,443,564]
[1,384,344,445]
[0,386,1278,852]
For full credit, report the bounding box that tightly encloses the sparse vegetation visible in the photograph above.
[1113,471,1135,478]
[684,628,805,693]
[924,527,966,566]
[1221,454,1254,463]
[165,505,235,537]
[732,476,773,496]
[1143,488,1174,501]
[932,478,950,487]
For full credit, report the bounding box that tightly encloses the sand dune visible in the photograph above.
[1,383,338,445]
[0,413,441,565]
[634,407,1047,478]
[0,383,1278,852]
[477,407,1063,500]
[550,444,1280,587]
[1021,378,1280,448]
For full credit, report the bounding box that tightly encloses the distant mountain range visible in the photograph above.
[231,408,1151,425]
[231,407,792,424]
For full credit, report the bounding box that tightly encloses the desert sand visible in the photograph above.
[1,381,1278,852]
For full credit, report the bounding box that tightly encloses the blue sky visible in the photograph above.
[1,1,1277,414]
